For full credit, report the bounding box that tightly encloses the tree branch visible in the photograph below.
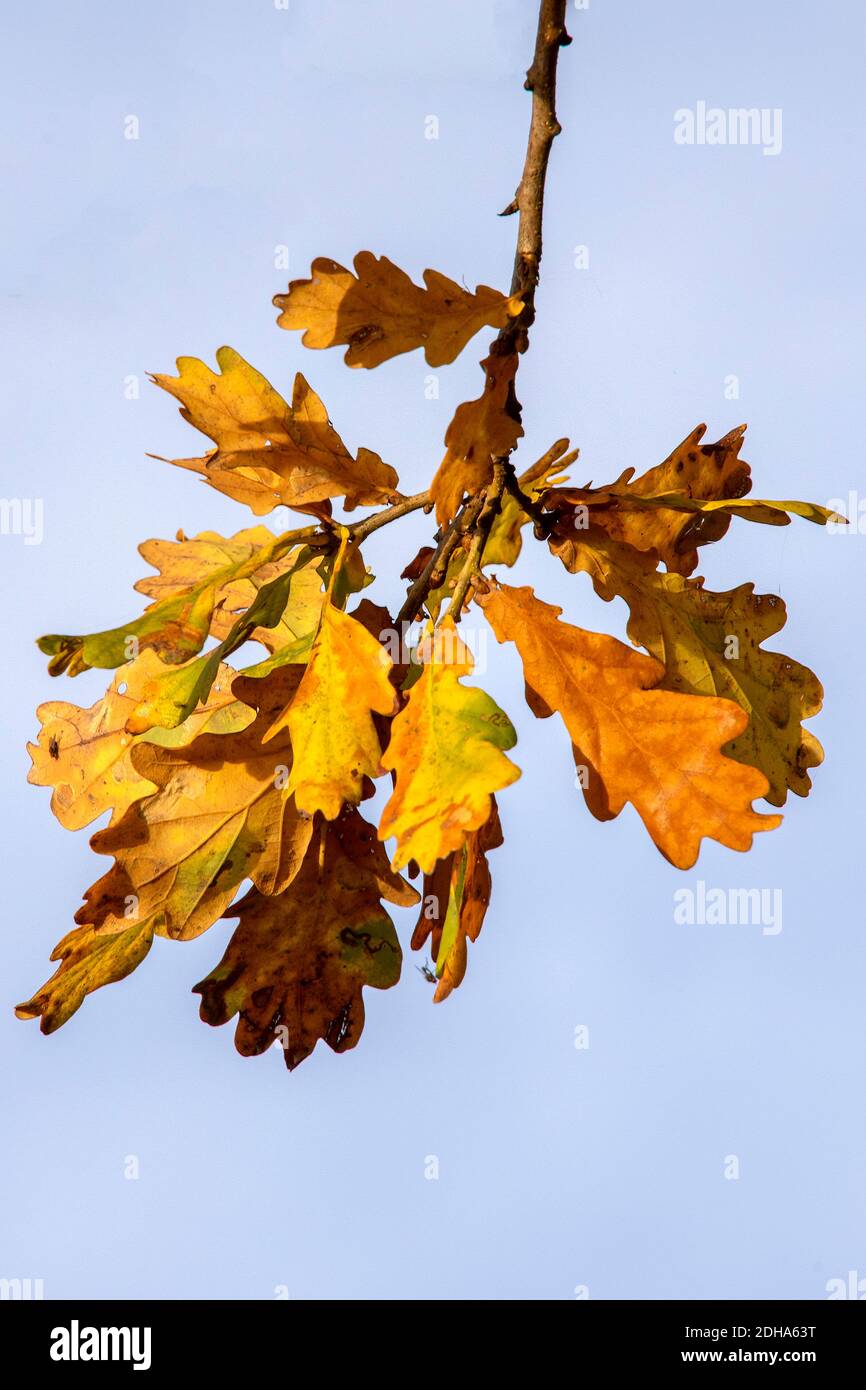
[496,0,571,357]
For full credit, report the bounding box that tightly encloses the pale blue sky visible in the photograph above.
[1,0,864,1299]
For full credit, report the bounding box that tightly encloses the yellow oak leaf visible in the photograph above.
[378,617,520,873]
[194,807,418,1070]
[27,650,253,830]
[412,799,503,1002]
[551,526,824,806]
[15,919,155,1035]
[479,583,781,870]
[151,346,399,513]
[430,352,523,527]
[265,603,397,819]
[75,670,314,942]
[274,252,523,369]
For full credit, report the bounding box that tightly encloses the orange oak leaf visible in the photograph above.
[274,252,523,368]
[430,353,523,526]
[550,525,824,806]
[479,583,781,869]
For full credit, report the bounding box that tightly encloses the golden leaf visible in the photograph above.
[75,670,314,942]
[15,920,155,1035]
[27,651,253,830]
[265,603,397,819]
[151,346,398,512]
[430,353,523,526]
[274,252,523,368]
[379,618,520,872]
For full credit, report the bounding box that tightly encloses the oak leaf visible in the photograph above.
[274,252,523,368]
[75,670,314,942]
[194,807,418,1069]
[412,800,503,1002]
[544,424,751,575]
[27,651,253,831]
[15,920,155,1035]
[151,346,398,513]
[430,353,523,526]
[265,602,397,819]
[551,526,824,806]
[479,583,781,869]
[379,618,520,872]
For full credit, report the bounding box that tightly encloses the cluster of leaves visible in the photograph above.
[21,251,839,1069]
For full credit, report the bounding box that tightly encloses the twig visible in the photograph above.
[445,462,508,621]
[350,490,431,542]
[496,0,570,356]
[502,465,554,539]
[395,499,481,627]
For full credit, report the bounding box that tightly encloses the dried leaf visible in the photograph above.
[194,807,418,1069]
[412,800,503,1001]
[274,252,523,368]
[151,346,398,513]
[430,353,523,526]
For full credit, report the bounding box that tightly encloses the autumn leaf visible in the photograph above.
[37,521,313,679]
[551,526,824,806]
[15,920,155,1035]
[135,525,324,652]
[123,550,322,734]
[430,353,523,527]
[274,252,523,369]
[379,618,520,872]
[151,346,399,513]
[27,651,253,831]
[412,800,503,1002]
[265,602,397,819]
[194,807,418,1069]
[543,424,751,575]
[75,670,314,942]
[157,449,291,517]
[479,583,781,869]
